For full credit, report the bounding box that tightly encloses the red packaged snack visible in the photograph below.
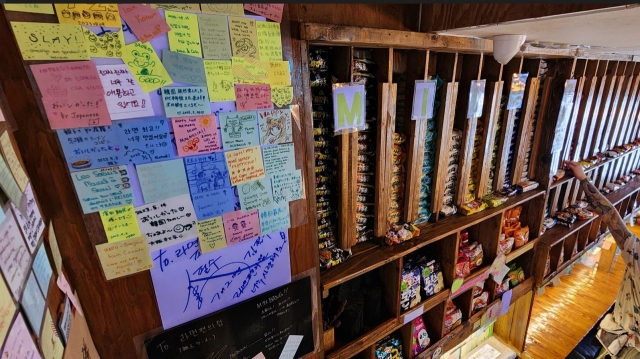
[473,280,485,297]
[499,234,515,255]
[473,291,489,312]
[456,260,471,279]
[444,301,462,335]
[514,226,530,248]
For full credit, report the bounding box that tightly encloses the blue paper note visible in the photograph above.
[184,152,231,193]
[32,244,53,295]
[150,230,291,329]
[114,117,175,165]
[162,86,211,117]
[219,111,260,150]
[192,187,237,220]
[71,165,136,214]
[259,202,290,235]
[162,49,207,86]
[21,271,45,338]
[499,289,513,316]
[57,126,122,172]
[239,178,274,212]
[136,159,189,204]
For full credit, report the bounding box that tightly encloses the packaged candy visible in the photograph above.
[401,264,421,311]
[440,204,458,217]
[543,217,557,229]
[386,222,420,245]
[517,180,539,192]
[473,291,489,312]
[412,316,430,356]
[552,170,566,181]
[498,234,514,255]
[444,301,462,335]
[555,211,577,226]
[455,260,471,279]
[473,280,485,297]
[394,133,407,145]
[495,278,510,296]
[375,334,404,359]
[483,193,508,208]
[319,246,350,270]
[419,259,444,297]
[461,199,487,216]
[507,263,525,288]
[514,226,530,248]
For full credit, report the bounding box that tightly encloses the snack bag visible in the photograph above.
[412,316,430,356]
[401,264,421,311]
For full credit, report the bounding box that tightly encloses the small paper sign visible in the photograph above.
[95,236,153,280]
[196,216,227,253]
[235,84,273,111]
[333,83,365,133]
[499,289,513,316]
[412,80,436,120]
[467,80,486,118]
[506,73,529,110]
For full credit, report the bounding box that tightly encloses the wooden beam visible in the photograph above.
[570,60,600,162]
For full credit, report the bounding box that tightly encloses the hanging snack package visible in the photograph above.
[412,316,430,356]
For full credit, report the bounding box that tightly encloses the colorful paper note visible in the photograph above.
[56,272,83,316]
[136,159,189,203]
[161,86,211,117]
[0,155,25,212]
[40,309,65,359]
[150,4,200,12]
[272,169,303,204]
[412,80,437,120]
[272,86,293,107]
[119,4,170,43]
[41,95,112,130]
[48,222,63,275]
[232,57,269,84]
[58,297,72,344]
[33,245,53,296]
[196,216,227,253]
[262,143,295,176]
[57,126,122,172]
[239,178,274,212]
[135,193,197,250]
[258,109,292,144]
[185,153,231,192]
[499,289,513,316]
[204,60,235,102]
[96,64,154,120]
[219,111,260,150]
[162,50,207,86]
[11,22,89,61]
[333,84,366,131]
[222,209,260,244]
[55,4,121,27]
[0,275,16,346]
[11,184,43,253]
[122,41,173,92]
[4,4,54,14]
[259,202,290,235]
[21,271,46,337]
[200,3,244,16]
[235,84,273,111]
[0,211,29,301]
[100,205,142,242]
[198,14,232,60]
[256,21,283,61]
[192,187,237,220]
[71,165,135,214]
[172,115,221,156]
[96,235,154,280]
[268,61,291,86]
[229,16,259,59]
[2,314,42,359]
[165,10,202,57]
[225,146,266,186]
[114,117,175,164]
[0,131,29,191]
[82,27,124,58]
[244,4,285,23]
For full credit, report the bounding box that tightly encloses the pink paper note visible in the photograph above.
[222,209,260,245]
[172,115,221,156]
[244,4,284,23]
[235,84,273,111]
[119,4,171,43]
[57,272,84,317]
[2,314,42,359]
[31,61,104,99]
[41,96,112,129]
[0,211,30,301]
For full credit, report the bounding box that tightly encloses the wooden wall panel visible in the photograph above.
[290,4,420,31]
[571,60,600,162]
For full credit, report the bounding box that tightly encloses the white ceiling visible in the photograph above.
[438,5,640,56]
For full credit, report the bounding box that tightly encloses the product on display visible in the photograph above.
[412,316,430,356]
[401,261,421,311]
[389,133,407,226]
[385,222,420,245]
[456,230,483,279]
[375,334,404,359]
[441,129,462,217]
[507,263,525,288]
[473,291,489,313]
[495,278,510,296]
[444,300,463,335]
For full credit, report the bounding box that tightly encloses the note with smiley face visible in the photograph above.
[122,41,173,92]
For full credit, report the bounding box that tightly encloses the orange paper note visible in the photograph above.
[224,146,266,186]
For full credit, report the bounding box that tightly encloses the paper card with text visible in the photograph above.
[0,131,29,191]
[204,60,236,102]
[257,109,292,145]
[411,80,436,120]
[100,205,142,242]
[54,4,121,27]
[4,4,54,14]
[135,193,197,250]
[40,309,65,359]
[0,211,30,301]
[162,50,207,86]
[96,236,153,280]
[173,115,221,156]
[2,314,41,359]
[0,275,16,346]
[41,96,112,130]
[10,184,44,252]
[262,143,295,177]
[32,245,53,296]
[162,86,211,117]
[232,57,269,84]
[272,86,293,107]
[21,271,45,337]
[268,61,291,86]
[57,126,122,172]
[244,4,285,23]
[256,21,283,62]
[235,84,273,111]
[192,187,237,220]
[259,202,290,235]
[11,22,89,61]
[136,159,190,203]
[239,178,274,212]
[71,165,136,214]
[198,14,232,60]
[165,10,202,57]
[200,3,244,16]
[219,111,260,150]
[184,152,231,193]
[196,216,227,253]
[222,209,260,245]
[119,4,170,43]
[333,84,366,132]
[272,169,303,204]
[0,155,25,213]
[114,117,176,164]
[62,305,99,359]
[31,61,104,100]
[96,64,154,120]
[82,27,125,58]
[150,4,201,12]
[225,146,266,186]
[122,41,173,92]
[228,16,259,60]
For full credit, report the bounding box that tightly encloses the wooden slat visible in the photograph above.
[599,70,627,152]
[620,73,640,146]
[476,81,504,197]
[590,62,619,156]
[580,61,609,159]
[571,60,600,161]
[611,65,637,147]
[431,81,459,215]
[512,75,541,184]
[375,83,397,237]
[494,110,517,190]
[455,117,478,206]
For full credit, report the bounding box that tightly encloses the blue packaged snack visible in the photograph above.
[401,264,421,311]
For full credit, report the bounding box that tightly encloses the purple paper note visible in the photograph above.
[0,211,30,301]
[499,289,513,316]
[2,313,42,359]
[114,117,176,164]
[192,187,237,220]
[150,230,291,329]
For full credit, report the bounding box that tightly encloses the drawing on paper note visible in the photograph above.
[128,49,156,76]
[82,27,123,58]
[185,153,230,193]
[55,4,120,28]
[235,38,257,58]
[258,109,292,145]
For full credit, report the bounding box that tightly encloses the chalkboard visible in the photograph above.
[144,276,314,359]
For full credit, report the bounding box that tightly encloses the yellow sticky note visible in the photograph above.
[4,4,54,14]
[272,86,293,108]
[82,27,124,58]
[48,221,63,275]
[95,236,153,280]
[204,60,235,102]
[232,57,269,84]
[268,61,291,87]
[0,275,16,346]
[54,4,121,28]
[40,309,65,359]
[0,132,29,191]
[11,22,89,61]
[99,205,142,243]
[200,3,244,16]
[197,217,227,254]
[256,21,282,61]
[165,10,202,58]
[229,16,259,59]
[150,4,201,12]
[122,41,173,92]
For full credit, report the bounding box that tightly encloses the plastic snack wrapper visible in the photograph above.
[472,291,489,312]
[472,280,485,297]
[495,278,510,296]
[483,193,508,208]
[498,234,515,255]
[385,222,420,246]
[412,316,430,356]
[419,258,444,298]
[461,199,487,216]
[319,246,351,270]
[375,334,404,359]
[401,263,421,311]
[444,301,462,335]
[514,226,529,248]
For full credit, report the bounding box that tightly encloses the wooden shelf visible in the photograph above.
[539,218,595,247]
[540,238,602,287]
[506,238,539,263]
[326,317,401,359]
[400,289,450,321]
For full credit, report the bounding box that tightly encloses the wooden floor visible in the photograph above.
[521,254,627,359]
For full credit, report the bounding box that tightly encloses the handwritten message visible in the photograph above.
[192,187,237,220]
[55,4,121,27]
[225,146,266,186]
[33,245,53,295]
[0,132,29,191]
[268,61,291,86]
[137,159,189,203]
[122,41,173,92]
[63,307,99,359]
[82,27,124,58]
[262,143,295,176]
[71,165,135,214]
[185,152,231,192]
[162,86,211,117]
[166,10,202,57]
[2,314,42,359]
[220,111,260,150]
[162,50,207,86]
[198,14,232,60]
[196,216,227,253]
[239,179,274,212]
[0,156,24,212]
[97,64,154,120]
[0,275,16,346]
[232,57,269,84]
[11,22,89,61]
[40,309,65,359]
[4,4,54,14]
[235,84,273,111]
[57,126,121,172]
[135,193,197,250]
[245,4,285,23]
[115,117,175,164]
[256,21,283,61]
[150,231,291,328]
[259,202,290,236]
[0,211,30,300]
[41,95,112,130]
[272,169,303,204]
[96,235,154,280]
[229,16,259,60]
[204,60,235,102]
[201,3,244,16]
[100,205,141,242]
[223,209,260,245]
[21,271,45,337]
[272,86,293,107]
[258,109,292,145]
[173,115,221,156]
[150,4,201,12]
[10,184,44,252]
[119,4,170,43]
